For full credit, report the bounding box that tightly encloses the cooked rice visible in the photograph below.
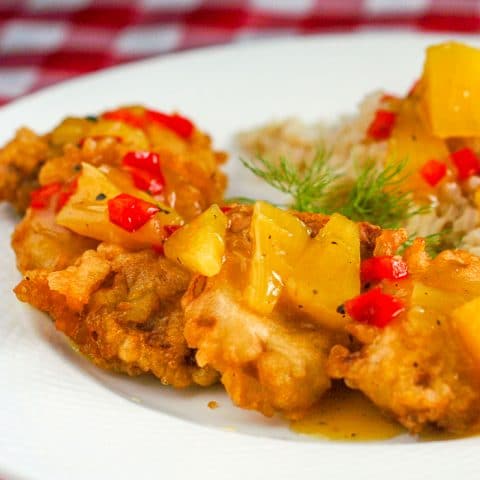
[237,91,480,254]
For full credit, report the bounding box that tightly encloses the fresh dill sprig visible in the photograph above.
[325,161,430,229]
[240,150,337,212]
[224,196,257,205]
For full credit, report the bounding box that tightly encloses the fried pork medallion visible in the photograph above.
[0,106,226,217]
[15,244,217,387]
[328,240,480,433]
[6,106,226,387]
[180,203,380,417]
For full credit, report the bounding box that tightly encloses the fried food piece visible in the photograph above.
[182,206,380,417]
[12,208,97,273]
[328,242,480,433]
[0,128,50,212]
[1,108,227,219]
[15,243,218,387]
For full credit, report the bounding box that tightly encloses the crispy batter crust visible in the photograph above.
[15,244,218,387]
[182,206,378,417]
[327,245,480,433]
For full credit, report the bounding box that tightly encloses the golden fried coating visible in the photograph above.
[6,107,227,390]
[0,128,50,212]
[182,206,379,418]
[12,208,97,273]
[15,243,218,387]
[328,243,480,433]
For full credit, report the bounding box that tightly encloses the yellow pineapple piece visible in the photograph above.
[164,204,227,276]
[89,120,149,150]
[411,282,468,311]
[285,213,360,330]
[245,201,310,314]
[422,42,480,138]
[387,97,449,190]
[50,117,92,147]
[56,163,181,249]
[451,297,480,365]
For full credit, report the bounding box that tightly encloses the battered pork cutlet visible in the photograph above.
[5,106,226,387]
[182,205,381,418]
[0,107,227,218]
[15,244,218,387]
[328,239,480,433]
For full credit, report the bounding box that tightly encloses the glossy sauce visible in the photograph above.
[291,386,406,441]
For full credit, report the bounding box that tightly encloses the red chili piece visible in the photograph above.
[344,287,405,328]
[102,109,145,128]
[164,224,181,237]
[56,178,79,212]
[367,110,397,141]
[361,256,409,283]
[220,206,233,214]
[30,182,62,209]
[123,151,160,175]
[122,151,165,195]
[129,168,165,195]
[145,109,194,138]
[450,148,480,180]
[420,159,447,187]
[108,193,159,232]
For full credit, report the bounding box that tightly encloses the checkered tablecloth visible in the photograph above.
[0,0,479,106]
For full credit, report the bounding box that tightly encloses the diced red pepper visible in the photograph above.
[420,159,447,187]
[107,193,159,232]
[122,151,161,176]
[361,255,409,284]
[344,287,405,328]
[164,224,181,237]
[367,110,397,141]
[102,109,145,128]
[220,206,233,214]
[450,148,480,180]
[56,178,79,212]
[122,151,165,195]
[145,109,194,138]
[30,182,62,209]
[128,167,165,195]
[152,225,181,256]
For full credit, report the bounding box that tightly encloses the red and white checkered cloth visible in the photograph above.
[0,0,479,106]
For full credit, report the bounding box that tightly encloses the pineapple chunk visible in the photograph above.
[422,42,480,138]
[387,97,449,190]
[411,282,467,312]
[451,297,480,365]
[56,163,181,249]
[89,120,149,150]
[245,201,310,314]
[164,205,227,276]
[285,213,360,330]
[50,117,149,150]
[50,117,92,146]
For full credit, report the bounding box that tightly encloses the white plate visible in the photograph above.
[2,32,480,480]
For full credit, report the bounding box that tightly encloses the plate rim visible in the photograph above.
[2,30,480,480]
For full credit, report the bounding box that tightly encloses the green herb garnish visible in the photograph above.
[325,161,430,229]
[224,196,257,205]
[240,150,337,212]
[241,153,428,229]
